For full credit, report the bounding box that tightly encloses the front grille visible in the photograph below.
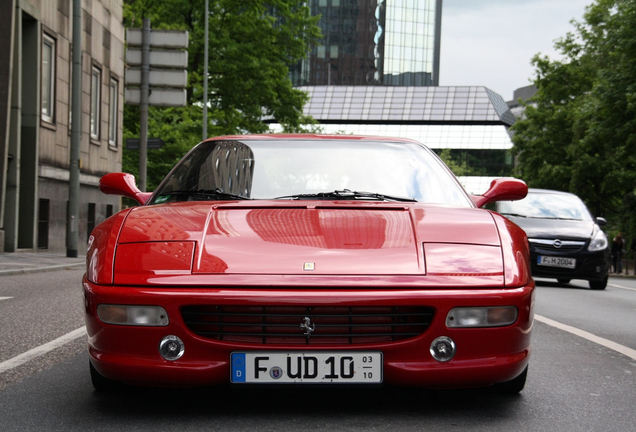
[181,305,435,345]
[529,238,586,253]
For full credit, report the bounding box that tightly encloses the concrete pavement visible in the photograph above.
[0,251,84,276]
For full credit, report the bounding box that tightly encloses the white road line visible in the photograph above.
[0,326,86,374]
[608,283,636,292]
[535,314,636,361]
[0,297,13,301]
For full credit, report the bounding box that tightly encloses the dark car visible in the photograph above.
[496,188,610,290]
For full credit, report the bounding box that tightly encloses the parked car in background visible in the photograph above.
[496,188,610,290]
[85,135,533,394]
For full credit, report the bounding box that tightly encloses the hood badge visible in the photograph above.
[300,316,316,337]
[303,262,315,271]
[553,239,562,248]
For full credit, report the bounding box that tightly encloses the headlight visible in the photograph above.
[588,227,608,251]
[97,304,169,326]
[446,306,517,328]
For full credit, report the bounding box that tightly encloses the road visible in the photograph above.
[0,269,634,431]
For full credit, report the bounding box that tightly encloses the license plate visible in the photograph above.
[230,352,382,384]
[537,255,576,269]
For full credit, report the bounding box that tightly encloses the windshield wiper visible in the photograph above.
[159,188,250,201]
[273,189,416,202]
[500,212,528,218]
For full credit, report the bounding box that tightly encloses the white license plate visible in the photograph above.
[537,255,576,269]
[230,352,382,384]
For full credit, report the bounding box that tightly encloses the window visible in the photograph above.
[41,33,56,123]
[90,65,101,140]
[38,199,50,249]
[108,77,118,147]
[68,42,72,132]
[87,203,96,241]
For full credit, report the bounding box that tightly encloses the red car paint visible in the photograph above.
[85,135,532,389]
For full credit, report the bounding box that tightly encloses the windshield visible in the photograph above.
[149,139,473,207]
[497,191,592,221]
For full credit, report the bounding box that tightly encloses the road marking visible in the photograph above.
[608,283,636,292]
[0,326,86,374]
[0,297,13,301]
[535,314,636,361]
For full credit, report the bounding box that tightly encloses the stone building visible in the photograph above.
[0,0,123,253]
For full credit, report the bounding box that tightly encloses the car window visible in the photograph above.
[497,191,592,221]
[151,139,473,207]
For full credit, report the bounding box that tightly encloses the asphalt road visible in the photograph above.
[0,269,634,431]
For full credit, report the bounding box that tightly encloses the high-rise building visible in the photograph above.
[291,0,442,87]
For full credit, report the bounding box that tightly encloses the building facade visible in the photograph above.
[292,0,442,87]
[270,85,516,194]
[507,84,537,119]
[0,0,124,253]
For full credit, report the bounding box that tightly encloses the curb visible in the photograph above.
[0,262,84,276]
[609,273,636,280]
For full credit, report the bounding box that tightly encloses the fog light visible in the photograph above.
[159,335,185,361]
[446,306,517,328]
[97,304,169,326]
[430,336,456,362]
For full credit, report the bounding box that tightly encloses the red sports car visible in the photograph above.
[84,134,533,393]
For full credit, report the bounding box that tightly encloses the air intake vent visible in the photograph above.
[181,305,434,345]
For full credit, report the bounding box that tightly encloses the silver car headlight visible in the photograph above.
[588,226,608,252]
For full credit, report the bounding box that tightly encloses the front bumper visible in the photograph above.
[84,278,534,388]
[530,247,610,281]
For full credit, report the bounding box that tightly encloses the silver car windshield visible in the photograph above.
[150,139,473,207]
[497,191,593,221]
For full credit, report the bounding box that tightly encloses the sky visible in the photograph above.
[440,0,591,101]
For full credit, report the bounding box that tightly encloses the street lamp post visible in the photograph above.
[67,0,82,257]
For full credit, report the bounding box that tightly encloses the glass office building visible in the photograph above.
[269,86,516,194]
[283,2,516,193]
[292,0,442,87]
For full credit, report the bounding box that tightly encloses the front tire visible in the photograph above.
[589,277,607,290]
[495,366,527,394]
[89,361,119,391]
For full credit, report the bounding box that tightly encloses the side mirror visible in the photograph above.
[472,177,528,208]
[595,217,607,227]
[100,173,152,205]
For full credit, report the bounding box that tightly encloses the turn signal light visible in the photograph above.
[446,306,517,328]
[97,304,169,326]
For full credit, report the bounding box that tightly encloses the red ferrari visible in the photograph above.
[84,135,533,393]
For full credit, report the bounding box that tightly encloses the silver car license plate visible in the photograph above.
[230,352,382,384]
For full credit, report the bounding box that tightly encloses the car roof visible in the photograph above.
[202,134,421,145]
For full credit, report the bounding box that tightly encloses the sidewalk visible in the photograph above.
[0,251,84,276]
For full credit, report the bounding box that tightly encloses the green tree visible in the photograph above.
[436,149,475,177]
[122,0,320,189]
[512,0,636,228]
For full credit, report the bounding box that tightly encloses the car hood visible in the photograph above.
[112,202,506,284]
[504,216,594,240]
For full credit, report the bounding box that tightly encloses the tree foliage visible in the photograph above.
[122,0,320,189]
[511,0,636,233]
